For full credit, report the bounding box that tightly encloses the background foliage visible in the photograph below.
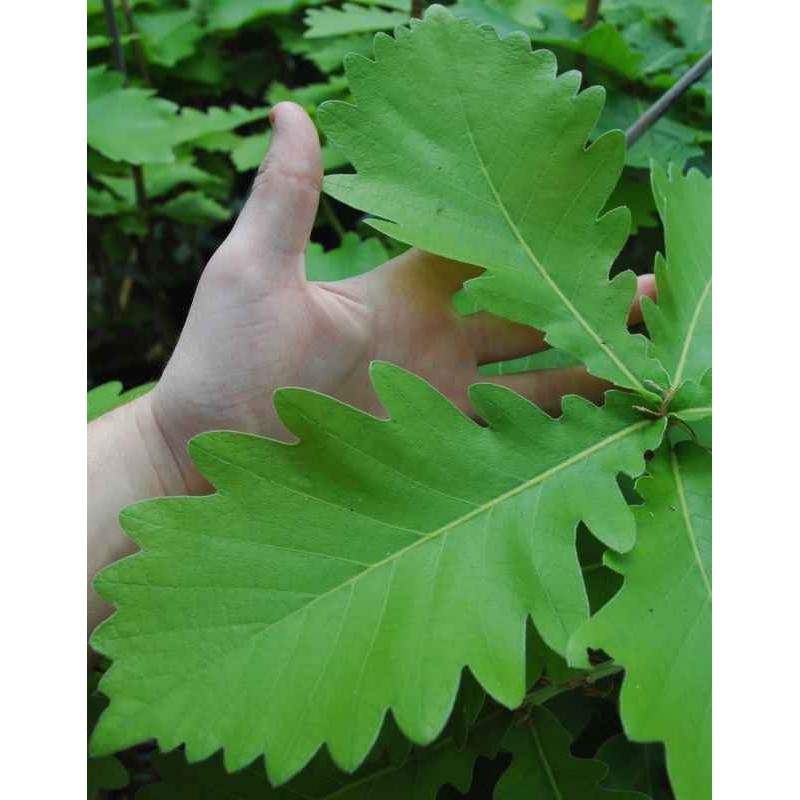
[88,1,711,798]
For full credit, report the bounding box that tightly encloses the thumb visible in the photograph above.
[229,102,322,280]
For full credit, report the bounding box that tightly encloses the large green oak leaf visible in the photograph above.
[319,6,665,397]
[91,363,663,784]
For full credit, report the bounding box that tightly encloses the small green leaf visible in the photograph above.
[173,105,272,146]
[88,675,128,799]
[95,160,227,205]
[231,131,272,171]
[670,370,712,448]
[87,381,156,422]
[596,733,671,800]
[87,755,128,799]
[267,77,349,112]
[305,4,410,39]
[87,67,181,164]
[135,9,204,67]
[205,0,302,32]
[305,233,389,281]
[87,186,133,218]
[667,0,712,54]
[282,28,377,73]
[533,10,644,79]
[497,706,643,799]
[155,191,231,225]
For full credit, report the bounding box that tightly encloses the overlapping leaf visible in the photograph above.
[95,160,227,206]
[155,191,231,225]
[87,381,156,422]
[172,105,272,147]
[91,362,663,783]
[305,4,410,39]
[320,6,664,395]
[306,233,389,281]
[496,706,644,799]
[87,67,182,164]
[88,66,270,165]
[283,27,377,72]
[140,708,506,799]
[135,9,204,67]
[88,675,129,799]
[596,734,671,800]
[643,164,712,389]
[205,0,302,32]
[569,443,712,800]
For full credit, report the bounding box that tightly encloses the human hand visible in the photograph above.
[145,102,654,494]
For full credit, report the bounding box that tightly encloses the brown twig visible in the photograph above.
[119,0,152,85]
[576,0,602,80]
[626,51,712,148]
[521,660,623,707]
[101,0,126,74]
[100,0,177,347]
[583,0,602,30]
[411,0,424,20]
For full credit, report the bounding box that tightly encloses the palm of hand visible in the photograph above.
[154,246,495,443]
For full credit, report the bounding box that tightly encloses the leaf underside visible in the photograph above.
[644,163,712,389]
[569,443,712,800]
[91,363,663,784]
[320,5,664,396]
[140,708,507,799]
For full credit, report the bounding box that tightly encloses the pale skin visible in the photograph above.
[88,102,655,638]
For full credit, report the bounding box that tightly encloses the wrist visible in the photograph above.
[132,392,199,497]
[141,389,212,496]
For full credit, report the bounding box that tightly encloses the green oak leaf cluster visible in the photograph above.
[88,3,711,799]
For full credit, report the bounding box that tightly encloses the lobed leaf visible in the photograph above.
[305,233,390,281]
[91,363,663,783]
[568,443,712,800]
[644,163,712,389]
[139,709,507,799]
[320,6,665,395]
[155,191,231,226]
[87,381,156,422]
[135,9,204,67]
[596,733,671,800]
[496,706,644,799]
[205,0,302,32]
[87,67,181,164]
[95,160,227,206]
[304,4,410,39]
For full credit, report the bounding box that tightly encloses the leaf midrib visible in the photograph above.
[449,84,647,395]
[528,720,563,800]
[671,276,712,388]
[670,449,711,601]
[133,419,653,666]
[248,419,653,640]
